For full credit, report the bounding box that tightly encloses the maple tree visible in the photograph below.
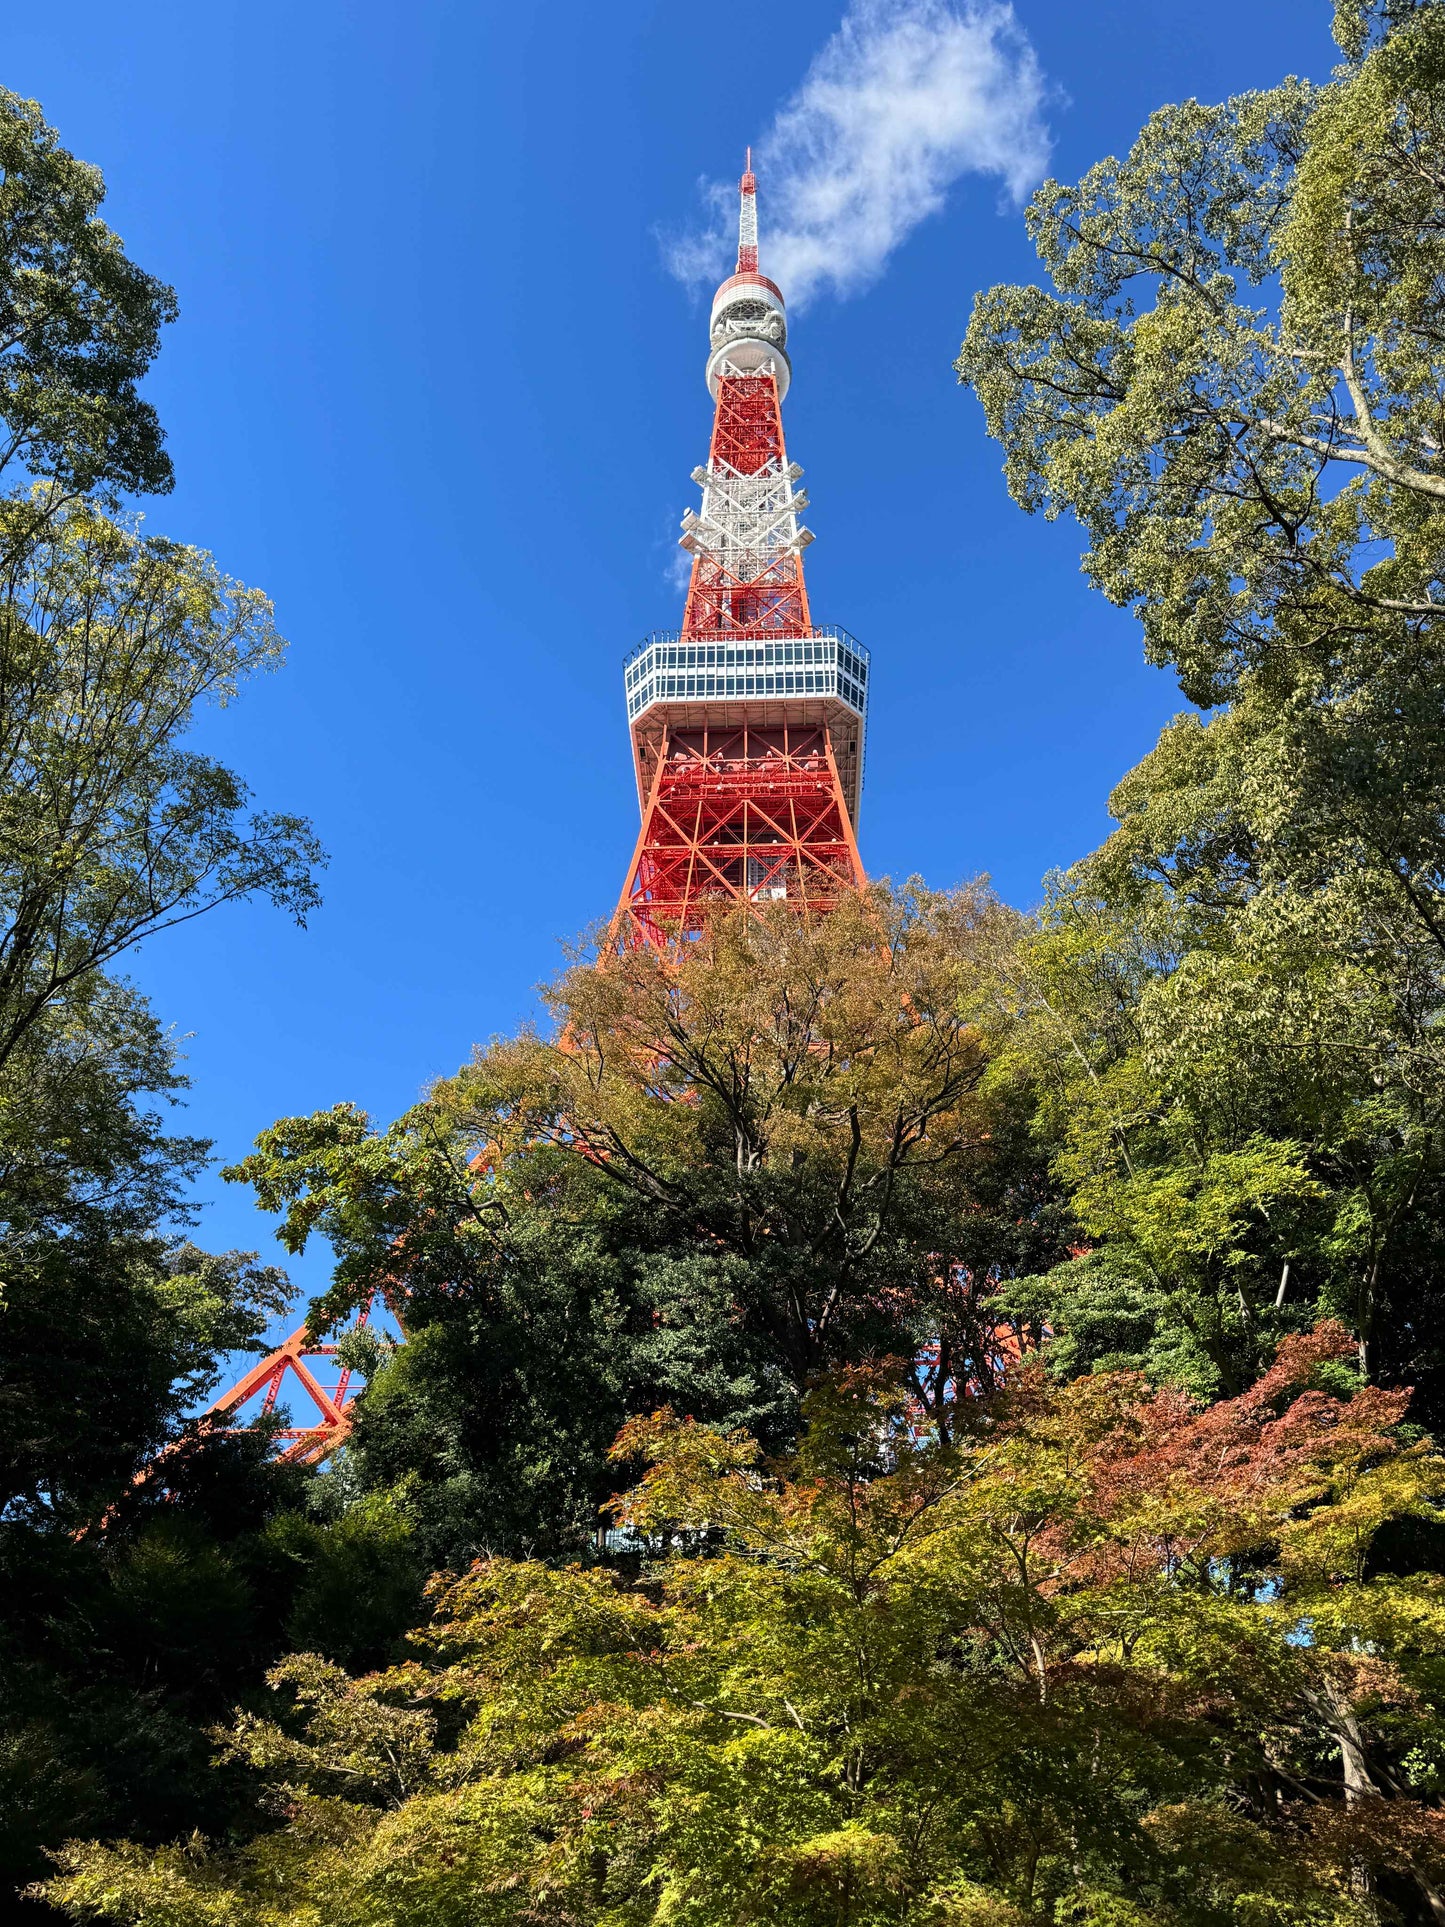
[43,1325,1445,1927]
[224,887,1074,1562]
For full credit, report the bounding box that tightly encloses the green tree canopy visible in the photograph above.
[957,3,1445,708]
[0,499,322,1072]
[43,1332,1445,1926]
[0,88,176,503]
[223,888,1074,1563]
[0,81,343,1921]
[957,0,1445,1421]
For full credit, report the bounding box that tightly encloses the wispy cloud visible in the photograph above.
[664,0,1052,308]
[664,544,694,596]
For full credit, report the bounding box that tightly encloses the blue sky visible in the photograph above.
[6,0,1340,1306]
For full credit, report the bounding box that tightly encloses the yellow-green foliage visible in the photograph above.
[42,1346,1445,1927]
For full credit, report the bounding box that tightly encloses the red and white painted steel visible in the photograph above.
[616,160,870,947]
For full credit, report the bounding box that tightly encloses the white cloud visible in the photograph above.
[664,0,1052,308]
[664,545,694,596]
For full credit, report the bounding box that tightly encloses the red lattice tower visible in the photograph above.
[616,156,870,949]
[201,1305,372,1465]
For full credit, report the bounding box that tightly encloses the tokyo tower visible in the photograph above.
[190,159,873,1474]
[615,156,870,947]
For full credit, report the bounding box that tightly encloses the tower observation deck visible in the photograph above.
[614,156,869,948]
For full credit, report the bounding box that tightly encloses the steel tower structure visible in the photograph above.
[615,157,870,947]
[187,162,872,1476]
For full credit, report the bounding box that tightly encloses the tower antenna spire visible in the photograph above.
[737,150,758,274]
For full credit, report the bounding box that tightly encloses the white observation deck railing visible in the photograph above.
[624,624,869,725]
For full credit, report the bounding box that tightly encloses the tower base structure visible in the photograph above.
[203,1314,365,1465]
[617,712,864,947]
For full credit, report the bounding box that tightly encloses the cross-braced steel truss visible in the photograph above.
[201,1301,373,1465]
[616,722,865,949]
[680,371,812,637]
[617,163,868,953]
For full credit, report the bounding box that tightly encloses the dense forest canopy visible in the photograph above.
[5,2,1445,1922]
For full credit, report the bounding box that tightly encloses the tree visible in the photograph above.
[0,88,176,505]
[0,403,325,1542]
[0,488,328,1529]
[446,887,1017,1386]
[0,484,324,1533]
[956,0,1445,1417]
[0,499,322,1072]
[227,887,1073,1560]
[0,1234,286,1528]
[0,82,337,1920]
[955,0,1445,974]
[995,733,1445,1412]
[43,1328,1445,1926]
[957,2,1445,710]
[0,1436,425,1911]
